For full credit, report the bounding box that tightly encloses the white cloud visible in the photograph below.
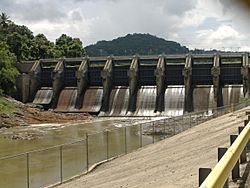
[179,9,206,28]
[210,25,243,40]
[22,11,91,45]
[1,0,250,52]
[240,46,250,52]
[189,25,245,50]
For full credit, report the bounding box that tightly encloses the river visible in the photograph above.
[0,117,158,188]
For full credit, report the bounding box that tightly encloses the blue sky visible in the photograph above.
[1,0,250,51]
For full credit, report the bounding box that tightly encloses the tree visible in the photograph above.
[0,12,11,29]
[0,41,18,95]
[7,23,34,39]
[31,34,54,59]
[55,34,85,57]
[67,38,85,57]
[6,32,23,60]
[0,13,34,61]
[6,31,33,61]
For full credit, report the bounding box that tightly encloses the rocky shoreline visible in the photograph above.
[0,97,90,129]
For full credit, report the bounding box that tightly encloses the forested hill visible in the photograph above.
[85,33,189,56]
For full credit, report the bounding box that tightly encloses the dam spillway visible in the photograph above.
[16,53,250,116]
[53,87,103,113]
[33,87,53,105]
[80,87,103,113]
[134,86,157,116]
[107,87,129,116]
[163,86,185,116]
[222,85,244,106]
[193,86,214,112]
[55,88,77,112]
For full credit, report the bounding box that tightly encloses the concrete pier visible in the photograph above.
[155,56,166,112]
[101,57,113,112]
[183,54,193,112]
[241,53,249,97]
[212,54,223,107]
[51,59,65,109]
[75,58,89,109]
[127,56,139,113]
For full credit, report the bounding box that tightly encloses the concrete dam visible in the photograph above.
[16,53,249,116]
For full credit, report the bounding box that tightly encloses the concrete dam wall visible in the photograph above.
[16,53,249,116]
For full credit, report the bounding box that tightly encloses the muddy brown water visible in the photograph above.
[0,118,157,188]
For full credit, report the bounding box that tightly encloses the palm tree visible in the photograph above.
[0,12,11,29]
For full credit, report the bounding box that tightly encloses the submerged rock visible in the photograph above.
[4,131,42,140]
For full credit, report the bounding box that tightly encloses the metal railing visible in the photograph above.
[0,101,250,188]
[199,111,250,188]
[200,121,250,188]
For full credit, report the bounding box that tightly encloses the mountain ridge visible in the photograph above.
[85,33,189,56]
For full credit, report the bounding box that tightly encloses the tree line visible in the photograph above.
[0,12,85,95]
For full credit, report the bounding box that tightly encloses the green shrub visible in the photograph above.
[0,41,19,95]
[0,97,16,113]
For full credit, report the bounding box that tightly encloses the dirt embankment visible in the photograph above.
[24,107,90,124]
[0,97,90,128]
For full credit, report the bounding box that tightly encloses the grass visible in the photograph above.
[0,97,17,113]
[239,97,250,103]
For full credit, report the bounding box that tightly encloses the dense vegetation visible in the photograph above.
[0,12,85,95]
[85,33,189,56]
[0,41,18,95]
[0,14,85,61]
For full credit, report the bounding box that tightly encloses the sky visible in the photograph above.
[1,0,250,51]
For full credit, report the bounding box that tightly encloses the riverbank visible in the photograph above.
[56,107,249,188]
[0,97,90,129]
